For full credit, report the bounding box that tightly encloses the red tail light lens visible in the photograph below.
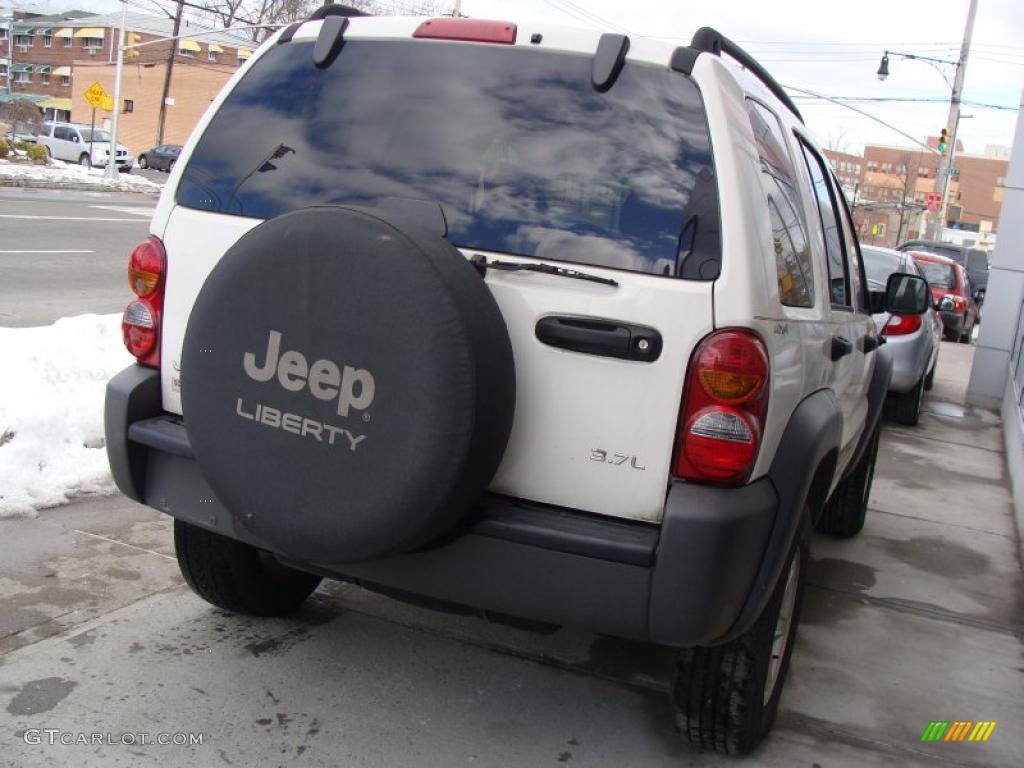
[128,235,166,298]
[122,235,166,367]
[674,330,769,485]
[413,18,517,44]
[883,313,923,336]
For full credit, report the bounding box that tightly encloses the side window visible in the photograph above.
[831,173,868,312]
[746,99,814,308]
[54,126,71,141]
[799,141,851,308]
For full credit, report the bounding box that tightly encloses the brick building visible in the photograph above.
[824,140,1007,250]
[1,9,253,152]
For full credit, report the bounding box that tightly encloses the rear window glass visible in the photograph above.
[861,247,902,286]
[915,260,956,289]
[177,40,721,278]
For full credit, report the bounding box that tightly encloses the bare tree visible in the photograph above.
[0,99,43,145]
[198,0,449,41]
[825,125,854,155]
[892,151,925,244]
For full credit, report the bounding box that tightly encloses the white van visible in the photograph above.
[34,121,134,171]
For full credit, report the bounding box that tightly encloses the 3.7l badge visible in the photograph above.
[590,449,646,470]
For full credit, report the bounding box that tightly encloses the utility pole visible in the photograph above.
[156,0,183,146]
[929,0,978,240]
[106,2,128,180]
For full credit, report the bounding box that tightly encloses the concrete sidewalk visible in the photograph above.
[1,340,1021,767]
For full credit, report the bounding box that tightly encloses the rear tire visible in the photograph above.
[79,153,91,168]
[174,520,321,616]
[924,359,936,391]
[959,316,973,343]
[892,374,924,426]
[671,521,809,755]
[815,420,880,538]
[138,155,148,169]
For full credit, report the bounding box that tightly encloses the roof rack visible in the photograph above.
[670,26,803,124]
[309,4,372,20]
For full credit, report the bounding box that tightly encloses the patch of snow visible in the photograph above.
[0,158,161,192]
[0,314,133,518]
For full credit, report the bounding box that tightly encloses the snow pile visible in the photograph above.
[0,314,133,517]
[0,157,162,192]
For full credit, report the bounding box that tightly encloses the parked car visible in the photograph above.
[862,246,941,425]
[105,11,930,755]
[908,250,979,343]
[137,144,182,172]
[897,239,988,307]
[33,121,134,172]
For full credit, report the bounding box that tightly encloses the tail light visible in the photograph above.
[674,330,769,485]
[939,294,966,312]
[122,235,166,367]
[883,313,923,336]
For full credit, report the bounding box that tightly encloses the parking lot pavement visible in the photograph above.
[1,338,1022,767]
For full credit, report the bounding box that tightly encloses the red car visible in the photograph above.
[908,250,979,343]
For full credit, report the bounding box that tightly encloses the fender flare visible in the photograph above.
[845,349,892,475]
[714,387,843,643]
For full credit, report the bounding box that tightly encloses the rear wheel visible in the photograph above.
[892,374,925,426]
[79,153,91,168]
[924,358,936,391]
[167,158,176,172]
[174,520,321,616]
[959,315,973,343]
[815,420,880,537]
[138,154,148,169]
[672,522,809,755]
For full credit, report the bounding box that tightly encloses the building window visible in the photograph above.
[867,161,877,172]
[0,27,7,40]
[881,162,892,173]
[15,72,30,84]
[15,34,32,47]
[44,34,52,47]
[208,50,218,62]
[63,36,72,48]
[41,73,50,84]
[61,75,70,86]
[123,99,134,113]
[179,45,195,56]
[82,36,103,49]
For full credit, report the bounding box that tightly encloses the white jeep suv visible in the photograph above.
[105,8,929,755]
[35,121,134,171]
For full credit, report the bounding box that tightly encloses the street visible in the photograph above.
[1,188,1022,767]
[0,188,154,326]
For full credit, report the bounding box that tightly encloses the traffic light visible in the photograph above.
[125,31,140,60]
[938,127,949,155]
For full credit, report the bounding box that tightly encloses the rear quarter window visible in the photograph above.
[176,39,721,279]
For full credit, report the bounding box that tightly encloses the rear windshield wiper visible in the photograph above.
[472,255,618,287]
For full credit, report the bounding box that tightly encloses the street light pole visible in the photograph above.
[106,1,128,180]
[876,0,978,241]
[932,0,978,240]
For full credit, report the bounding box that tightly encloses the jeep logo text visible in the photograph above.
[243,330,375,417]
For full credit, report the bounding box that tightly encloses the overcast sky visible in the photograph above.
[16,0,1023,157]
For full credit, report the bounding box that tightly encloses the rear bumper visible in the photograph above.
[884,334,931,392]
[106,366,778,647]
[939,310,965,334]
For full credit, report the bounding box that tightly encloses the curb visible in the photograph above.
[0,178,161,194]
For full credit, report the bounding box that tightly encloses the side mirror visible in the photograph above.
[72,135,79,143]
[886,272,929,315]
[974,288,986,303]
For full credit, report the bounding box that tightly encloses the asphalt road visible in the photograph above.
[0,188,156,327]
[0,341,1022,767]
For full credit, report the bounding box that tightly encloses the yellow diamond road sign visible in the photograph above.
[84,82,109,109]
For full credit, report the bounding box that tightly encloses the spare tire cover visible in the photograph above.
[181,207,515,563]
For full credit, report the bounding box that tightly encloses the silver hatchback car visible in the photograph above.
[862,246,941,426]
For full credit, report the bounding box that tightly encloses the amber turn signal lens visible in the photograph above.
[698,370,764,404]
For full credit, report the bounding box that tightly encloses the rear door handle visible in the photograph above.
[862,334,881,353]
[830,335,853,361]
[536,316,662,361]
